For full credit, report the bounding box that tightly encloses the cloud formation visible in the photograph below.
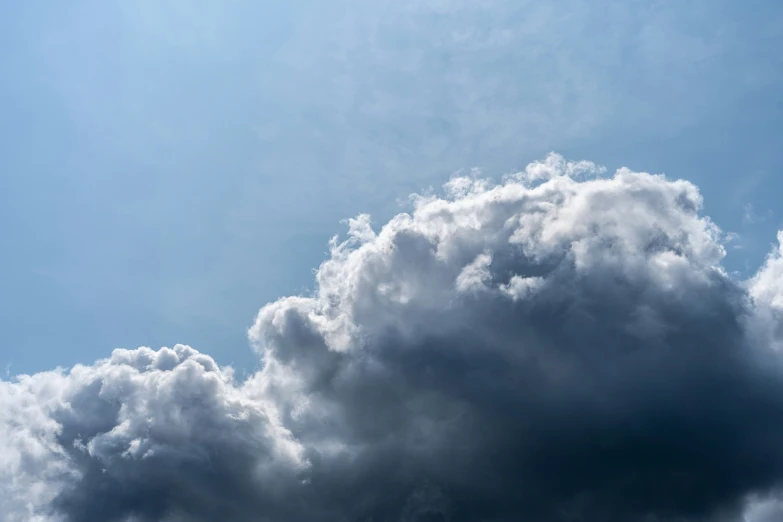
[3,154,783,522]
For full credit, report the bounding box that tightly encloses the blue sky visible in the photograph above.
[1,0,781,376]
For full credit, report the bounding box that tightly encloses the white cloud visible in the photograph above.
[512,152,606,183]
[455,252,493,293]
[500,275,543,300]
[5,155,783,522]
[750,231,783,312]
[1,345,304,522]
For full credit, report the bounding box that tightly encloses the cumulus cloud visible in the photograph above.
[4,154,783,522]
[0,346,306,522]
[750,231,783,312]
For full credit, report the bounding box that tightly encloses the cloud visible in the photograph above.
[743,204,773,225]
[0,346,306,522]
[750,230,783,312]
[743,495,783,522]
[4,154,783,521]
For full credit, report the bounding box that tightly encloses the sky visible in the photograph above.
[1,0,781,376]
[2,2,783,520]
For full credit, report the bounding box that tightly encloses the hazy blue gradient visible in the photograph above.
[1,0,781,375]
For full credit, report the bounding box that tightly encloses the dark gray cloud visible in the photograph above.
[3,154,783,522]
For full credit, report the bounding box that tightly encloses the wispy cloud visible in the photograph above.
[744,203,774,224]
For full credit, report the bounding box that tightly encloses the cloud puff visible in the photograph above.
[1,345,305,522]
[750,230,783,312]
[4,154,783,522]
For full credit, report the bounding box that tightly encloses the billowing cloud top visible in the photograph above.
[3,154,783,522]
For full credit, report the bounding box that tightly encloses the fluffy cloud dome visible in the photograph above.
[3,154,783,522]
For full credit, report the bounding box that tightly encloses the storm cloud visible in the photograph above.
[3,154,783,522]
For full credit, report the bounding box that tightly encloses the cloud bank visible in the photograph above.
[3,154,783,522]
